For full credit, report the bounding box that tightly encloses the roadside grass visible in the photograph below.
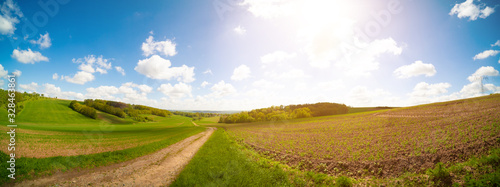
[173,129,357,186]
[171,129,291,186]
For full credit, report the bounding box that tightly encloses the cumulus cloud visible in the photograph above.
[158,82,192,98]
[450,0,495,20]
[231,64,251,81]
[467,66,499,82]
[260,51,296,65]
[211,80,236,97]
[52,73,59,80]
[0,64,7,78]
[0,0,23,35]
[11,48,49,64]
[29,32,52,49]
[234,25,246,35]
[473,50,500,60]
[19,82,38,92]
[201,81,210,88]
[410,82,451,97]
[394,61,436,78]
[456,66,500,98]
[41,83,85,100]
[63,55,112,84]
[72,55,112,73]
[135,55,195,83]
[64,71,95,85]
[86,85,120,100]
[12,69,21,76]
[115,66,125,76]
[141,36,177,57]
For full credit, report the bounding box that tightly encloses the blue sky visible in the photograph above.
[1,0,500,110]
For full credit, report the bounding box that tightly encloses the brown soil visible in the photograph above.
[246,135,500,178]
[14,127,215,187]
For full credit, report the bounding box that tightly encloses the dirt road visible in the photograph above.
[17,126,215,187]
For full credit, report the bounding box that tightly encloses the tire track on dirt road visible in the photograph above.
[16,126,215,187]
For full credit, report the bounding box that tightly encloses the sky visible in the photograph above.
[0,0,500,111]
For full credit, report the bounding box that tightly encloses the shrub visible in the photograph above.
[69,100,97,119]
[427,163,452,187]
[335,176,352,187]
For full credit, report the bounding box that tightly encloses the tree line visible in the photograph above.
[82,99,172,122]
[69,100,97,119]
[0,89,49,114]
[218,102,348,123]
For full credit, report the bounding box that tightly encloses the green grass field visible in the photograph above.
[172,129,292,186]
[0,99,205,184]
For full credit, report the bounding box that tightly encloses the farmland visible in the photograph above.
[220,94,500,179]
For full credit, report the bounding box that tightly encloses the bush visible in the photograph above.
[427,163,452,187]
[69,100,97,119]
[335,176,352,187]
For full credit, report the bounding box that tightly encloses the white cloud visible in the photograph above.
[201,81,210,88]
[84,82,155,104]
[73,55,112,70]
[158,83,192,99]
[234,25,246,35]
[348,86,392,107]
[337,38,403,76]
[19,82,38,92]
[95,67,107,74]
[0,64,8,78]
[316,80,344,91]
[467,66,499,82]
[267,68,307,80]
[492,40,500,47]
[408,82,455,105]
[64,71,95,85]
[410,82,451,97]
[241,0,298,19]
[135,55,195,83]
[203,69,213,75]
[211,80,236,97]
[394,61,437,78]
[86,85,120,100]
[231,64,251,81]
[78,63,95,73]
[473,50,500,60]
[12,70,21,76]
[63,55,112,84]
[11,48,49,64]
[115,66,125,76]
[260,51,296,65]
[450,0,495,20]
[41,83,84,100]
[29,32,52,49]
[52,73,59,80]
[141,36,177,57]
[0,0,23,35]
[252,79,284,89]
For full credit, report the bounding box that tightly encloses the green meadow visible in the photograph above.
[0,98,204,184]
